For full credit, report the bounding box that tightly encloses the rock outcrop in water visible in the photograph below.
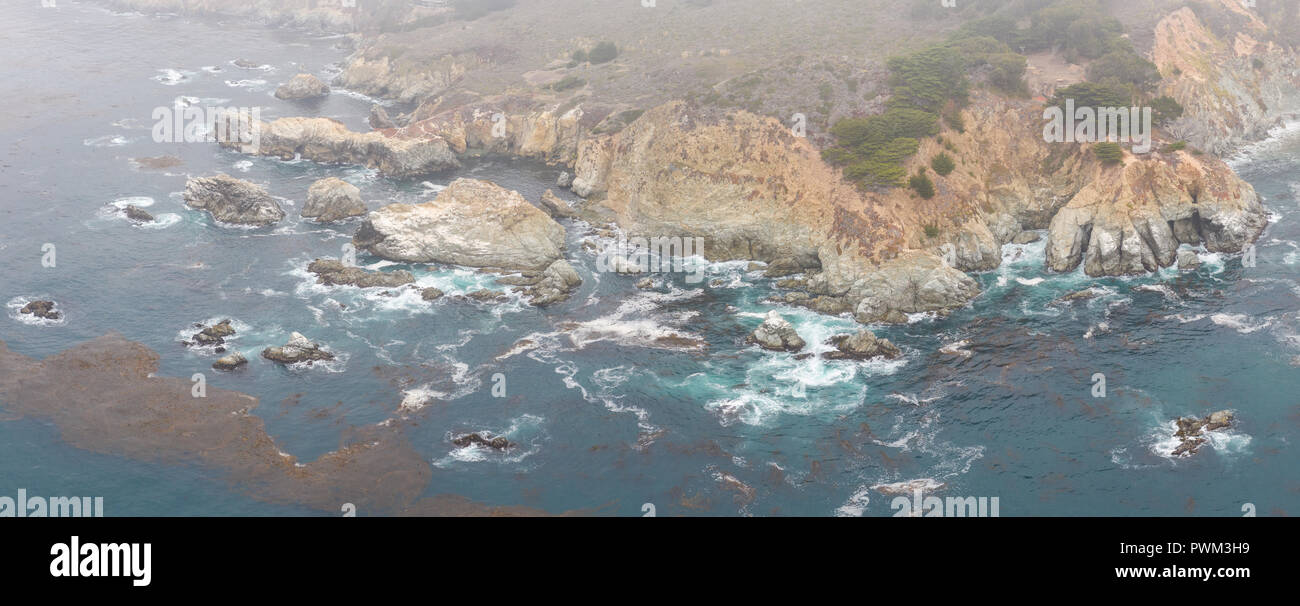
[124,205,154,223]
[354,178,566,271]
[212,352,247,371]
[20,300,60,320]
[274,73,330,100]
[302,177,367,222]
[261,332,335,365]
[823,330,901,361]
[746,311,806,353]
[307,258,415,288]
[452,433,511,451]
[1171,410,1235,457]
[511,259,583,306]
[539,189,577,219]
[183,174,285,226]
[188,319,236,348]
[218,116,459,178]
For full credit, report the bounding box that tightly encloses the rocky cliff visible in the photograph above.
[1045,151,1264,276]
[219,116,459,178]
[173,0,1279,322]
[1153,1,1300,155]
[354,178,566,271]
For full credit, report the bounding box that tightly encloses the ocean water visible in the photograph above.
[0,2,1296,516]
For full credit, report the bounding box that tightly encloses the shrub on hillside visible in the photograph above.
[1050,82,1132,109]
[910,171,936,199]
[1151,96,1184,125]
[1094,142,1123,165]
[588,42,619,64]
[931,153,956,176]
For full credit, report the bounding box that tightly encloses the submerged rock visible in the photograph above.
[1056,288,1100,304]
[464,290,506,302]
[132,155,182,170]
[307,258,414,288]
[124,205,155,223]
[212,353,247,371]
[20,300,60,320]
[823,330,901,361]
[746,311,806,352]
[261,332,335,365]
[354,178,566,271]
[302,177,366,222]
[274,73,330,100]
[183,174,285,226]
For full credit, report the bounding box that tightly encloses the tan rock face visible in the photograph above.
[336,53,473,104]
[183,174,285,226]
[274,73,330,100]
[1153,5,1300,155]
[573,101,979,320]
[403,101,598,165]
[354,178,566,271]
[1046,152,1265,276]
[220,116,459,178]
[302,177,366,222]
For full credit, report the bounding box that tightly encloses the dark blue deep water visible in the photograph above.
[1,2,1296,516]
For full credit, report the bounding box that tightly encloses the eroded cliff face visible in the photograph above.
[569,92,1264,303]
[354,178,567,271]
[570,101,981,322]
[220,116,459,178]
[1045,152,1264,276]
[1154,1,1300,155]
[169,0,1277,321]
[401,99,599,166]
[211,80,1265,320]
[336,53,477,104]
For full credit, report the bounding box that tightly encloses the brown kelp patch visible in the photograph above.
[0,334,567,516]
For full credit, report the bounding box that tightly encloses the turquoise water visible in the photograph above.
[0,2,1295,516]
